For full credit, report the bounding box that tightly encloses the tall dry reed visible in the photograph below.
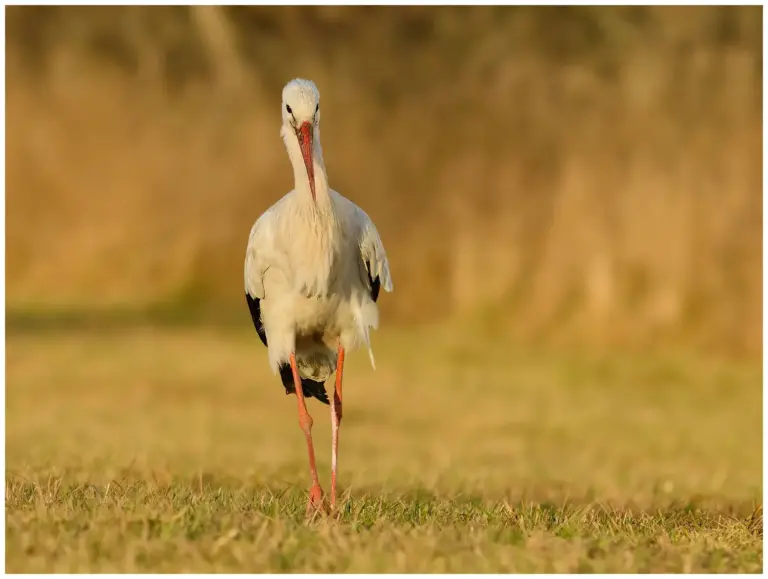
[6,6,762,355]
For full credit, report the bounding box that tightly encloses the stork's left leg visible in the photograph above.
[330,344,345,510]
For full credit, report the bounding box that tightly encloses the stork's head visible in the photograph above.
[282,78,321,201]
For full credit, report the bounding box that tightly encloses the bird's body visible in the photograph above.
[243,78,392,512]
[245,188,390,390]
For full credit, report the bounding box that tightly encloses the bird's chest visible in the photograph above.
[286,235,338,298]
[282,208,352,298]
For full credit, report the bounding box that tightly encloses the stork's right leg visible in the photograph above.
[289,353,325,514]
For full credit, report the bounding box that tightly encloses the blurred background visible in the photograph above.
[6,5,762,357]
[5,7,763,571]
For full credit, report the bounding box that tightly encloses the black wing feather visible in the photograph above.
[245,293,329,405]
[366,261,381,303]
[246,292,268,346]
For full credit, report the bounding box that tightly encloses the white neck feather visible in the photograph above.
[278,124,340,296]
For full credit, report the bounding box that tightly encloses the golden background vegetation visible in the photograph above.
[6,6,762,356]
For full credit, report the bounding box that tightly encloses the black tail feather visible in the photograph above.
[278,364,330,405]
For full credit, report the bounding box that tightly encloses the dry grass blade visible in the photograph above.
[5,327,762,572]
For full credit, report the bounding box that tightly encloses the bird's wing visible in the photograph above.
[244,209,274,301]
[349,202,393,302]
[244,192,295,298]
[244,208,277,347]
[339,199,392,370]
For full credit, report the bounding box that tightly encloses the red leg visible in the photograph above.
[290,353,325,514]
[330,345,345,510]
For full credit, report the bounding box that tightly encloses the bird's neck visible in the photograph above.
[283,125,332,209]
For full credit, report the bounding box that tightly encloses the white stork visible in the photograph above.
[244,78,393,513]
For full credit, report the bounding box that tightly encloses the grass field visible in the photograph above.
[5,323,762,572]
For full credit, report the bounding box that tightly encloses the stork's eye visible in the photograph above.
[286,104,292,114]
[315,104,319,114]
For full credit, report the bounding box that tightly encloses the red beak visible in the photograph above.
[297,121,315,201]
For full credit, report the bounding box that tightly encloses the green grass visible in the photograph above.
[5,324,763,572]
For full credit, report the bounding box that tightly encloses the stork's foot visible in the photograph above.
[306,483,327,516]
